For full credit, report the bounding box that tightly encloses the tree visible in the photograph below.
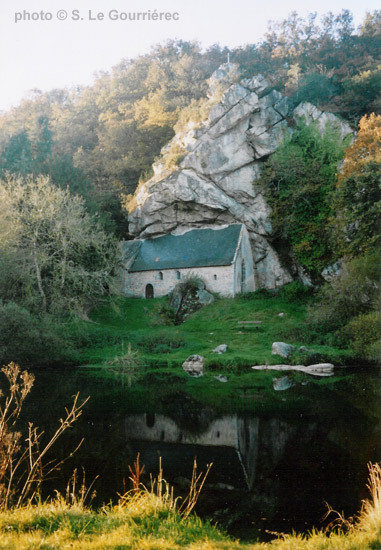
[0,175,118,313]
[261,122,346,277]
[333,114,381,256]
[360,10,381,37]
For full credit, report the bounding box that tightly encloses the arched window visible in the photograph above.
[176,271,181,280]
[214,274,217,280]
[158,271,163,280]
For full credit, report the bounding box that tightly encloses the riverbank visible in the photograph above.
[1,463,380,549]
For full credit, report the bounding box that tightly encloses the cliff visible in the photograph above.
[127,63,352,288]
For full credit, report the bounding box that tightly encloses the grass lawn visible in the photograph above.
[76,294,351,368]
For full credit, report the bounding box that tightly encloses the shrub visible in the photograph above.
[0,301,66,365]
[309,251,381,330]
[344,311,381,361]
[175,275,203,296]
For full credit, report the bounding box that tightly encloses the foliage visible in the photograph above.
[332,114,381,256]
[105,343,144,387]
[0,301,67,366]
[261,122,346,276]
[308,252,381,332]
[0,174,118,314]
[175,274,203,296]
[0,362,87,509]
[339,113,381,181]
[343,311,381,361]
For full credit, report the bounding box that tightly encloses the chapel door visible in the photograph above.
[145,284,154,299]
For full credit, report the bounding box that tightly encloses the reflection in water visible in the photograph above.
[124,402,381,535]
[20,367,381,540]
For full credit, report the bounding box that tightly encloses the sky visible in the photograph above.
[0,0,379,112]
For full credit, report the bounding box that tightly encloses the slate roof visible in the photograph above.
[122,224,242,272]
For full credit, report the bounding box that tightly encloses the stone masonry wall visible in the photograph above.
[124,263,236,298]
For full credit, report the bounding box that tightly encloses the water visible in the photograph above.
[15,366,381,541]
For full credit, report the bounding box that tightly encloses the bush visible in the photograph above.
[278,281,313,301]
[175,275,203,296]
[344,311,381,361]
[309,251,381,329]
[0,301,67,365]
[137,332,186,354]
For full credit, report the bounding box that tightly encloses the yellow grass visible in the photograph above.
[0,463,381,549]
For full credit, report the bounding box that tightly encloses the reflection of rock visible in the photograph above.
[252,364,334,376]
[273,376,293,391]
[182,354,204,377]
[272,342,296,358]
[237,417,297,491]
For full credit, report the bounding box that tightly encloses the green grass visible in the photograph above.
[71,294,351,369]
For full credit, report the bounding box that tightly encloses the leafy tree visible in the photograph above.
[0,175,118,313]
[360,10,381,37]
[309,251,381,331]
[261,122,346,276]
[333,114,381,256]
[0,131,32,175]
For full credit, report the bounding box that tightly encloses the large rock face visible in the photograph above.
[128,63,352,288]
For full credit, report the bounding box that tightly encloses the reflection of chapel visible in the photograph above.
[121,224,255,298]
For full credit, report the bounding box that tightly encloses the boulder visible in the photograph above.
[272,342,296,358]
[214,375,228,383]
[212,344,228,354]
[169,278,214,324]
[182,355,204,377]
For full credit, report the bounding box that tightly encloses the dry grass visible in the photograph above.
[0,463,381,548]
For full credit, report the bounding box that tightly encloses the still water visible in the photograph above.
[20,366,381,541]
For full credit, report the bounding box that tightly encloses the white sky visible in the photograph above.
[0,0,379,112]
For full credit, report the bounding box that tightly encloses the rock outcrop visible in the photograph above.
[169,278,214,324]
[272,342,296,358]
[128,63,352,288]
